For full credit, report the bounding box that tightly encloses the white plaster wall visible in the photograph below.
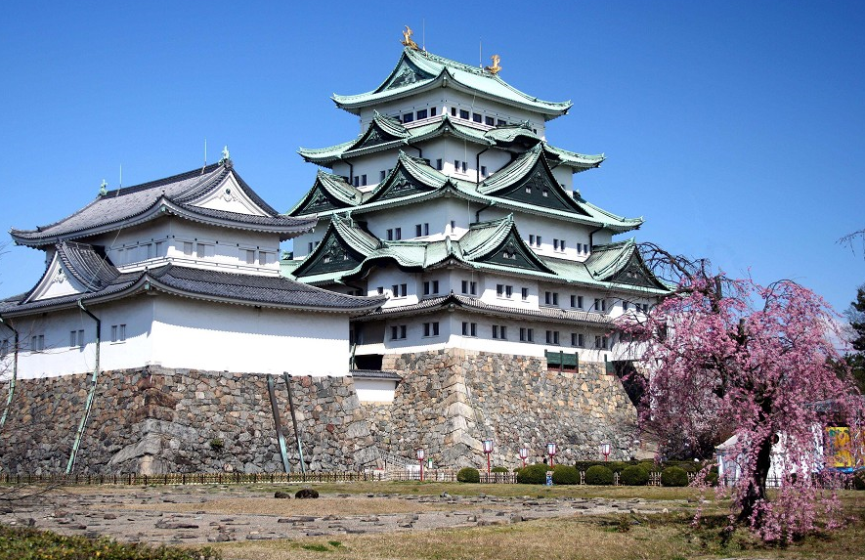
[365,267,421,309]
[483,207,597,262]
[364,198,473,241]
[150,297,349,376]
[353,378,397,402]
[89,218,281,275]
[8,297,155,379]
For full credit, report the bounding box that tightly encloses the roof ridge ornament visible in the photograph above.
[219,145,232,167]
[99,179,108,196]
[400,25,420,51]
[484,54,502,75]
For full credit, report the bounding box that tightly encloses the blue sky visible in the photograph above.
[1,1,863,316]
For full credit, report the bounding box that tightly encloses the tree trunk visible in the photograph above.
[737,435,773,526]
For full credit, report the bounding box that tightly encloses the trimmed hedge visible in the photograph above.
[585,465,614,485]
[661,466,689,487]
[620,465,650,486]
[457,467,480,483]
[517,463,549,484]
[552,465,579,485]
[491,466,509,473]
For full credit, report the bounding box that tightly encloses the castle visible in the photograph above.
[0,36,664,474]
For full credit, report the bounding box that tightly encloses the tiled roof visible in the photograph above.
[56,241,120,291]
[2,256,386,317]
[332,48,572,119]
[11,162,313,247]
[354,293,614,327]
[299,114,602,173]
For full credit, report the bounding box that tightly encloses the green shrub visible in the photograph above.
[0,525,220,559]
[457,467,480,483]
[491,466,509,473]
[517,463,549,484]
[551,464,579,485]
[853,470,865,490]
[638,461,659,472]
[607,461,630,474]
[620,465,649,486]
[513,467,521,473]
[661,466,689,487]
[585,465,614,485]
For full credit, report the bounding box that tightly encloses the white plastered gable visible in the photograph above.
[26,253,88,302]
[189,174,269,216]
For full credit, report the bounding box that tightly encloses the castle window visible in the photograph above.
[423,322,440,337]
[430,107,437,116]
[403,112,414,123]
[450,107,457,116]
[450,220,456,230]
[473,112,482,123]
[361,174,367,186]
[492,325,507,340]
[461,280,477,295]
[395,228,401,240]
[31,334,44,352]
[380,170,387,181]
[183,242,193,256]
[436,158,443,170]
[459,109,470,119]
[196,242,214,259]
[480,165,487,177]
[462,322,477,336]
[387,229,393,241]
[529,234,535,245]
[497,119,506,126]
[546,330,560,345]
[110,324,127,343]
[594,298,606,312]
[521,287,529,300]
[623,301,630,311]
[519,328,534,342]
[544,291,559,306]
[246,250,256,265]
[70,329,84,348]
[595,335,608,349]
[416,109,428,119]
[353,176,359,187]
[542,188,549,197]
[390,325,408,340]
[423,280,439,295]
[485,116,495,126]
[377,286,384,295]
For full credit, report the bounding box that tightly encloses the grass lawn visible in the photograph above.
[202,482,865,560]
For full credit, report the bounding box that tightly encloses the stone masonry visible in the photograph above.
[0,366,379,474]
[374,349,637,469]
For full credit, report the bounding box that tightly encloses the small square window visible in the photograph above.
[497,119,506,126]
[473,113,482,123]
[361,174,367,186]
[521,287,529,300]
[430,107,438,116]
[485,116,495,126]
[480,165,487,177]
[423,223,429,236]
[400,325,407,339]
[436,158,443,170]
[432,280,439,293]
[450,107,457,116]
[380,170,387,181]
[459,109,470,119]
[505,285,513,298]
[416,109,428,120]
[416,224,423,237]
[400,283,407,297]
[403,113,414,123]
[387,229,394,241]
[353,176,360,187]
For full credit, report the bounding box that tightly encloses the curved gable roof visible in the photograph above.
[333,48,572,120]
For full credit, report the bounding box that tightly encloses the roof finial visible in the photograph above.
[99,179,108,196]
[401,25,419,51]
[485,54,502,75]
[219,145,230,165]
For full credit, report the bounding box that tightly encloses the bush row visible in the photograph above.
[460,463,693,486]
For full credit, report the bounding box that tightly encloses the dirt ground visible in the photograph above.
[0,484,684,546]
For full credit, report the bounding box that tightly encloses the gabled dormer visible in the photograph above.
[585,239,668,290]
[25,242,119,303]
[479,146,591,215]
[364,151,447,204]
[288,171,362,217]
[457,215,555,274]
[292,214,381,280]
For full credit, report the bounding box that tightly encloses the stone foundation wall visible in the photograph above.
[0,367,379,474]
[379,349,637,469]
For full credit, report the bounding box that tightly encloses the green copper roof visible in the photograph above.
[332,48,572,120]
[299,115,603,172]
[288,214,667,294]
[290,151,641,232]
[364,151,448,203]
[287,170,362,216]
